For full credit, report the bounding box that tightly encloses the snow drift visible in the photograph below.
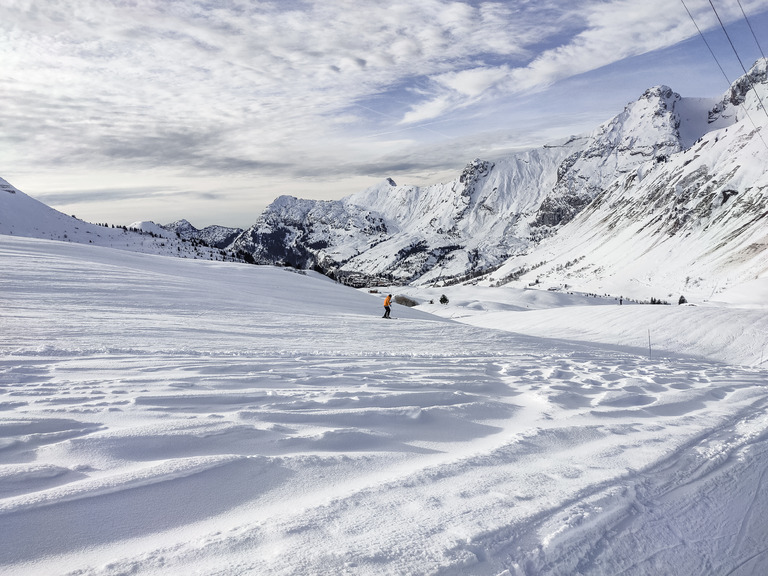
[2,234,768,575]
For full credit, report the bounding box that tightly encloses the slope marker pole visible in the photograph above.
[648,329,652,360]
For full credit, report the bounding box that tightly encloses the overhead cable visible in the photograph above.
[678,0,768,150]
[706,0,768,120]
[735,0,766,59]
[679,0,732,86]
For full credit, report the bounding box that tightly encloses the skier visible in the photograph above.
[383,294,392,319]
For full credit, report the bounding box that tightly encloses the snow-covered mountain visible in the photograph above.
[231,149,577,286]
[232,59,768,297]
[163,218,243,249]
[494,58,768,301]
[0,178,248,263]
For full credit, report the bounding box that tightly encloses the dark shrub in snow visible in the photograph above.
[394,295,418,307]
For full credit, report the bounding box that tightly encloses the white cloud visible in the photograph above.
[434,66,511,97]
[1,0,541,170]
[503,0,768,93]
[396,0,768,126]
[398,66,511,125]
[399,95,455,125]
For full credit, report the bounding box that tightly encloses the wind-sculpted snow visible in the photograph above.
[2,235,768,575]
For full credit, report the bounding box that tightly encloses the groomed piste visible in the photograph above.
[1,234,768,576]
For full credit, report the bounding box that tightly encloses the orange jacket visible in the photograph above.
[383,295,392,307]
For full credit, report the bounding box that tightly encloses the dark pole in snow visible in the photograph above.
[648,329,652,360]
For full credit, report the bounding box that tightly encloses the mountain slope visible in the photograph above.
[0,178,245,262]
[3,233,768,575]
[492,58,768,300]
[231,146,577,285]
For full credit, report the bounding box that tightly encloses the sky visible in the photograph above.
[2,0,768,229]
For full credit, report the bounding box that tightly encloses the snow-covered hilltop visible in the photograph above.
[231,58,768,297]
[0,179,248,263]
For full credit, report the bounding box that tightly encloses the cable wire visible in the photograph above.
[679,0,732,86]
[706,0,768,121]
[678,0,768,150]
[735,0,766,59]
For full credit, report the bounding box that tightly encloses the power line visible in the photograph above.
[679,0,732,86]
[678,0,768,149]
[706,0,768,121]
[735,0,766,59]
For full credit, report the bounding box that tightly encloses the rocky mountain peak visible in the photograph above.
[709,57,768,122]
[532,82,685,233]
[458,159,494,198]
[165,219,198,238]
[641,85,679,107]
[726,57,768,107]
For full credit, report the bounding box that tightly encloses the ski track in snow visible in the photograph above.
[1,236,768,576]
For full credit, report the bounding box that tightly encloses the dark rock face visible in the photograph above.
[242,225,315,268]
[459,159,494,196]
[532,193,593,230]
[531,84,685,234]
[229,196,390,277]
[163,219,243,249]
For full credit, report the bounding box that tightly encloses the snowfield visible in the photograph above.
[2,235,768,576]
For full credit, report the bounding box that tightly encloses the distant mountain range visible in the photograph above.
[225,58,768,299]
[2,58,767,301]
[0,180,248,263]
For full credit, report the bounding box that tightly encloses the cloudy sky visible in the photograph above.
[3,0,768,228]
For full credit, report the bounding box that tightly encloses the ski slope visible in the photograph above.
[397,284,768,368]
[2,235,768,576]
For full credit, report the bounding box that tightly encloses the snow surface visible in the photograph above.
[394,284,768,368]
[2,234,768,575]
